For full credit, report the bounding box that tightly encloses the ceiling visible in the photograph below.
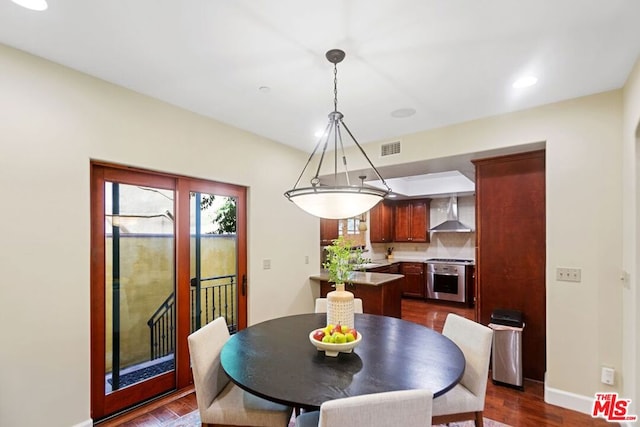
[1,1,639,192]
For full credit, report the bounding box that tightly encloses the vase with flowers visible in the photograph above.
[322,235,364,328]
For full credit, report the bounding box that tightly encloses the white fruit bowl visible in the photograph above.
[308,329,363,357]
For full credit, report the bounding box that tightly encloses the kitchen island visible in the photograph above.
[310,271,404,318]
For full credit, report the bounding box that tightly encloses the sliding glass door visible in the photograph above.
[91,164,246,420]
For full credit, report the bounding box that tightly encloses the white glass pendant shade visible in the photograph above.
[285,186,385,219]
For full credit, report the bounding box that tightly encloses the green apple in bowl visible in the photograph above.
[308,326,363,357]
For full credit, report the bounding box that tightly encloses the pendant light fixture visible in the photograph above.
[284,49,392,219]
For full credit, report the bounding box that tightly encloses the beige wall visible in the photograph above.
[0,42,636,426]
[622,57,640,418]
[0,44,319,427]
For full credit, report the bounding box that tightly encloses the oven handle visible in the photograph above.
[431,272,459,277]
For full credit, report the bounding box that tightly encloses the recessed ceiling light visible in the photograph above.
[11,0,48,11]
[512,76,538,89]
[314,129,326,138]
[390,108,416,118]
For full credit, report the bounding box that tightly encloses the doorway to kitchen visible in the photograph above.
[90,163,247,421]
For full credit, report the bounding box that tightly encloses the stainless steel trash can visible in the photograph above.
[489,309,524,390]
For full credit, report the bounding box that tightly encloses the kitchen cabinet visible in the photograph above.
[369,201,394,243]
[388,263,400,274]
[466,265,476,306]
[400,262,425,298]
[319,218,339,246]
[473,150,545,381]
[394,199,430,242]
[318,277,403,318]
[366,263,400,274]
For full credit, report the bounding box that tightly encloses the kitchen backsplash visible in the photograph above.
[367,195,476,261]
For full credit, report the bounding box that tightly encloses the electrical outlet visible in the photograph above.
[556,267,581,282]
[601,367,615,385]
[263,259,271,270]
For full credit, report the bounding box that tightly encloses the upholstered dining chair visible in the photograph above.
[187,316,293,427]
[431,313,494,427]
[295,389,433,427]
[314,297,363,314]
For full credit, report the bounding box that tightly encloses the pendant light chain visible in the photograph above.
[333,62,338,112]
[332,60,350,185]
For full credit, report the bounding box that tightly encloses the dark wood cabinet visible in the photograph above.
[319,218,339,246]
[473,150,545,381]
[466,265,476,307]
[369,201,394,243]
[366,263,400,274]
[319,279,403,318]
[400,262,425,298]
[394,199,430,242]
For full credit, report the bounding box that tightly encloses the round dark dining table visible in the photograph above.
[220,313,465,410]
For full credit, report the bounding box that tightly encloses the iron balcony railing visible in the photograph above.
[147,292,176,361]
[147,274,237,360]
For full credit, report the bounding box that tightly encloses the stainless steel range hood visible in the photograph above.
[429,195,474,233]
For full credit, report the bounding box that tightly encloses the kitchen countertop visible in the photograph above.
[368,258,428,266]
[364,258,476,267]
[310,270,404,286]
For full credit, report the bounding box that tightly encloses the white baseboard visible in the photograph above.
[544,383,595,415]
[545,384,639,426]
[71,419,93,427]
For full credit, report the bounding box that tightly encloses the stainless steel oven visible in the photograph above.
[426,259,473,303]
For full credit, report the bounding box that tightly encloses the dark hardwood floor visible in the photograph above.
[98,299,613,426]
[401,299,612,426]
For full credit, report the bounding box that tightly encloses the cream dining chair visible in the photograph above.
[431,313,494,427]
[295,389,433,427]
[314,297,363,314]
[187,316,293,427]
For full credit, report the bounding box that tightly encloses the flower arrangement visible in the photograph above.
[323,235,365,285]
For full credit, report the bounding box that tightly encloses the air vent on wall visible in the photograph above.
[381,141,401,157]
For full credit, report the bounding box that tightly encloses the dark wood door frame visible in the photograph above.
[90,162,247,420]
[174,178,248,387]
